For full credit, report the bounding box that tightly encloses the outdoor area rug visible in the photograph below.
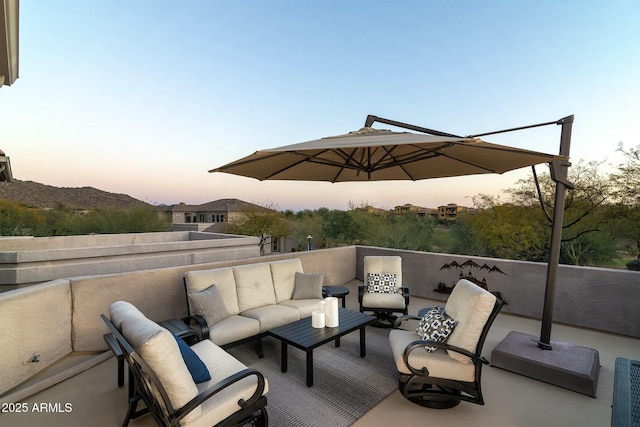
[226,325,398,427]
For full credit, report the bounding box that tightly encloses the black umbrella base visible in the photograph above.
[491,330,600,397]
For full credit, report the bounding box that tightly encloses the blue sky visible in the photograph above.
[1,1,638,211]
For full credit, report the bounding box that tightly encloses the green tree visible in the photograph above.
[225,203,290,254]
[609,143,640,260]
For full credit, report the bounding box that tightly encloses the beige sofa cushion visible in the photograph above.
[234,264,277,312]
[117,302,201,422]
[444,279,496,363]
[184,267,240,315]
[269,259,304,303]
[241,305,301,331]
[206,315,261,346]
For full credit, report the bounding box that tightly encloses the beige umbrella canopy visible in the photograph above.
[209,127,567,183]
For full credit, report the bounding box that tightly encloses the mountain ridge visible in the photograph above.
[0,180,150,209]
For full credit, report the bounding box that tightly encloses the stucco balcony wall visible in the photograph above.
[0,231,261,290]
[0,246,357,396]
[356,246,640,338]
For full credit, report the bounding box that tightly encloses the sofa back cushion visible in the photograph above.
[113,301,201,422]
[233,263,277,312]
[184,267,240,315]
[444,279,496,363]
[270,259,304,303]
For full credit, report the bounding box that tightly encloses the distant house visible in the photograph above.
[158,199,266,232]
[437,203,476,222]
[394,203,438,219]
[157,199,292,253]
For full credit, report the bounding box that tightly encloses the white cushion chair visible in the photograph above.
[358,256,409,327]
[103,301,268,427]
[389,279,504,408]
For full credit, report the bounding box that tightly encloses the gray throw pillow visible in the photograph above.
[292,272,324,300]
[188,284,229,326]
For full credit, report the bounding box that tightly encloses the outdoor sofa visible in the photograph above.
[183,258,325,356]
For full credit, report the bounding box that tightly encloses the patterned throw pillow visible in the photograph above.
[416,307,457,352]
[366,273,397,293]
[188,284,229,326]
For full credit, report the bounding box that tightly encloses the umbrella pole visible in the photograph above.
[538,115,574,349]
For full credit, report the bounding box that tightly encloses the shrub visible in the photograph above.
[626,259,640,271]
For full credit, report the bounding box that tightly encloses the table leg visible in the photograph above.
[360,326,366,357]
[281,341,288,373]
[306,349,314,387]
[335,336,341,347]
[340,296,346,308]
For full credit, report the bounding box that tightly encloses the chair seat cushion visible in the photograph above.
[362,291,405,309]
[184,340,269,427]
[389,329,475,382]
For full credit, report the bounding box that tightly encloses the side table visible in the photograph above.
[322,285,350,308]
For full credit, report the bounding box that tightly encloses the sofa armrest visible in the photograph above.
[182,315,210,341]
[174,368,267,423]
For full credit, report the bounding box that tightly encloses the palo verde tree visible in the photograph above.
[225,202,290,254]
[452,160,618,265]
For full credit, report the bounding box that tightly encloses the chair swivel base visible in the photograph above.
[400,380,462,409]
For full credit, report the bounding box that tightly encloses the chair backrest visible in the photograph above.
[104,301,201,424]
[102,312,178,426]
[444,279,502,363]
[364,256,403,291]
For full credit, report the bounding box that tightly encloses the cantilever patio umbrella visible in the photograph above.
[210,115,589,374]
[209,126,566,183]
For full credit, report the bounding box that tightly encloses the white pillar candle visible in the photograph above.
[312,310,325,328]
[324,297,339,327]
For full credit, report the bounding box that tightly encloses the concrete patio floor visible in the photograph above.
[2,280,638,427]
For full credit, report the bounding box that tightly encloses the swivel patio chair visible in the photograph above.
[389,279,503,408]
[358,255,409,327]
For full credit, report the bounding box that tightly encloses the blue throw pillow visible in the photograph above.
[173,335,211,383]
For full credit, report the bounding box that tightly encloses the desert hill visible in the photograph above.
[0,180,150,209]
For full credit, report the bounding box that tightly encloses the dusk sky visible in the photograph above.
[1,1,638,211]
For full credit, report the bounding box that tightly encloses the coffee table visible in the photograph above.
[267,308,376,386]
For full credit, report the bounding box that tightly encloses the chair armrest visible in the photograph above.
[402,340,486,376]
[173,368,267,423]
[103,332,123,359]
[392,314,421,329]
[358,284,365,303]
[181,315,209,341]
[400,286,410,306]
